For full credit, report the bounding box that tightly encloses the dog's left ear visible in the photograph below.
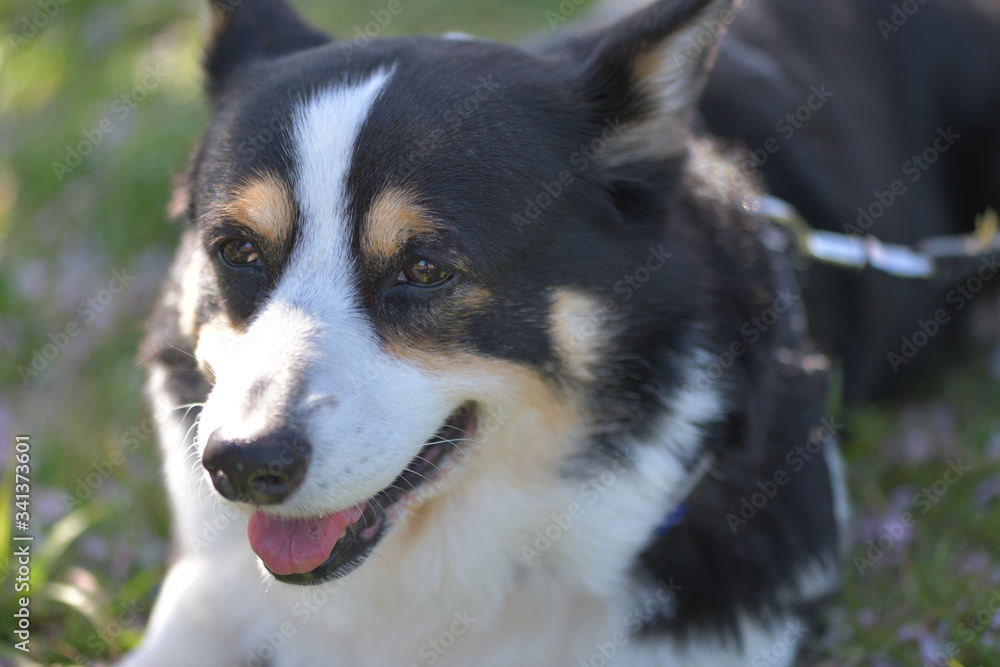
[563,0,736,164]
[205,0,331,97]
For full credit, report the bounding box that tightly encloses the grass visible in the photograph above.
[804,363,1000,667]
[1,0,999,665]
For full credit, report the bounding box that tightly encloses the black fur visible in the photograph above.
[700,0,1000,401]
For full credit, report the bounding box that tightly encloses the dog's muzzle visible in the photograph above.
[199,403,477,585]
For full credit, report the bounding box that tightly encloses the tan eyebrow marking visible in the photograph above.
[220,173,295,245]
[362,187,438,259]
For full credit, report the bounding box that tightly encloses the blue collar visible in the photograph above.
[655,503,687,536]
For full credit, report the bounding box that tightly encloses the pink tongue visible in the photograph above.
[247,504,366,576]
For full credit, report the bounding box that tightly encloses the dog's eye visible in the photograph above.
[220,239,262,269]
[397,257,452,287]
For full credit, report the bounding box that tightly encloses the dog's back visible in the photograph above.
[701,0,1000,399]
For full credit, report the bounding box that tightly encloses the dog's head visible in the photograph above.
[171,0,760,588]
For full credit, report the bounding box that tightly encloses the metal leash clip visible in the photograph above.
[749,195,1000,284]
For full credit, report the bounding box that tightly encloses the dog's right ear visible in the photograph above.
[555,0,736,164]
[205,0,330,97]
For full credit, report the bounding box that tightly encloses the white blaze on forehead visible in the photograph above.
[196,68,462,518]
[288,68,394,301]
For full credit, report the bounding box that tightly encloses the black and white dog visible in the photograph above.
[125,0,997,663]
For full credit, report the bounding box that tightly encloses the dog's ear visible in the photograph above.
[205,0,331,96]
[564,0,736,164]
[167,166,193,221]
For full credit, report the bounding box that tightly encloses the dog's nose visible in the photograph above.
[202,428,311,505]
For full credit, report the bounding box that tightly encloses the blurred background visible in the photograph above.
[0,0,998,665]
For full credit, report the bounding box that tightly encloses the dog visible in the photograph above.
[122,0,884,664]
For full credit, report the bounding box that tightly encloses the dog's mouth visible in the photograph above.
[246,403,476,585]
